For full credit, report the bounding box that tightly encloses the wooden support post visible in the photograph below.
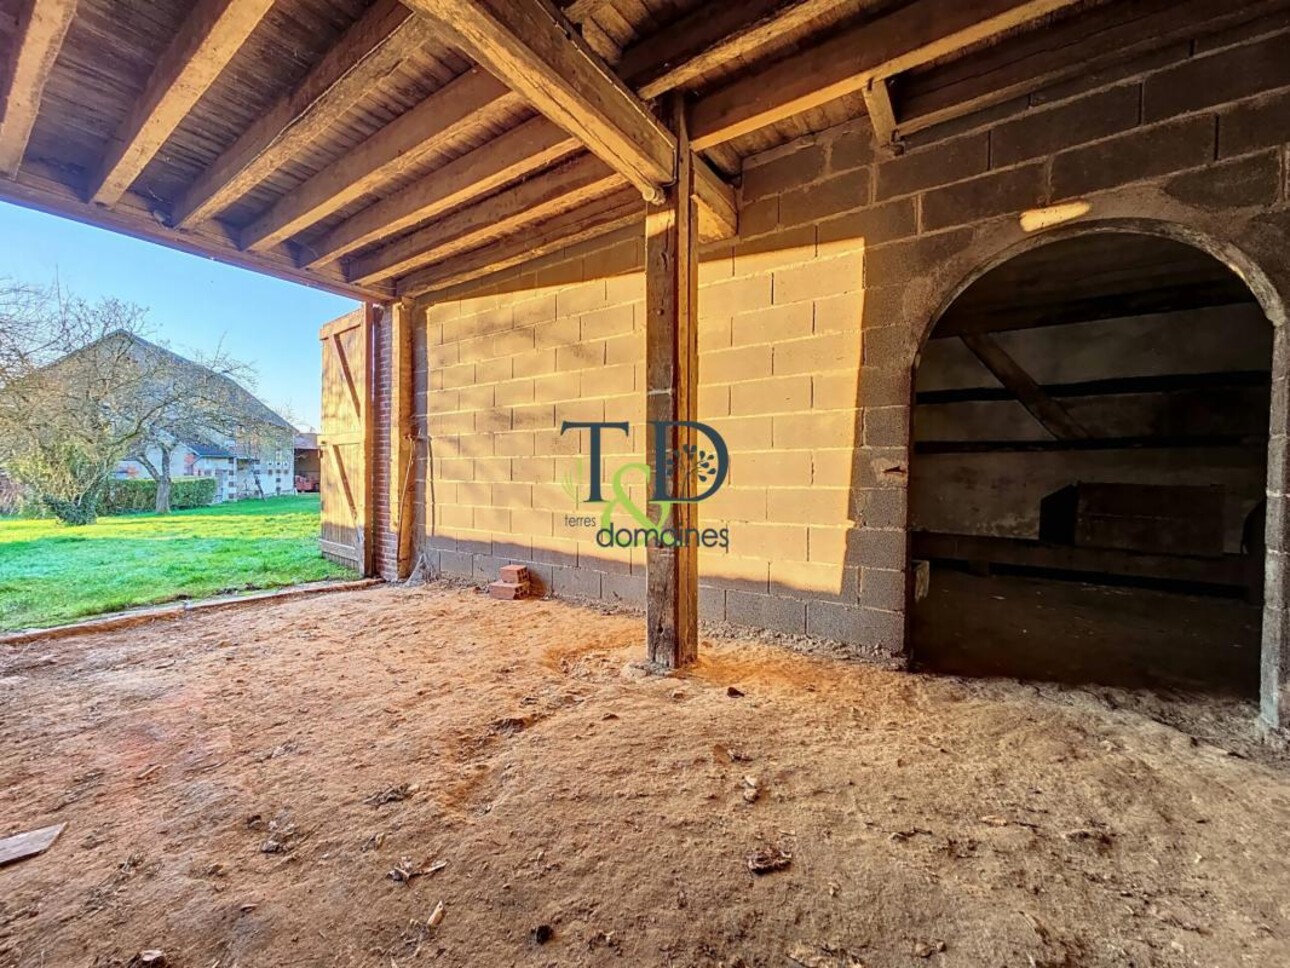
[389,299,416,579]
[644,93,699,670]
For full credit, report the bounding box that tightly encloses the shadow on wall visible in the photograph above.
[413,200,918,650]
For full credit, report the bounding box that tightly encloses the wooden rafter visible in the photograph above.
[396,188,643,297]
[304,118,583,269]
[403,0,676,203]
[960,333,1091,440]
[90,0,275,209]
[617,0,853,100]
[239,70,523,252]
[172,0,435,229]
[348,154,625,284]
[689,0,1091,150]
[863,77,901,151]
[0,0,77,179]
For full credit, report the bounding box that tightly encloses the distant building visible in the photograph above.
[105,333,299,503]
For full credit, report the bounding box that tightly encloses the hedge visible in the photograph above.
[101,477,218,515]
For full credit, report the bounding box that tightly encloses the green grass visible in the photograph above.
[0,495,352,631]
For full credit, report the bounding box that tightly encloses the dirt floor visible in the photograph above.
[1,584,1288,968]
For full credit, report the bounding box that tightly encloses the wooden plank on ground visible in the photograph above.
[0,823,66,867]
[0,0,77,178]
[404,0,676,202]
[172,0,434,228]
[90,0,275,208]
[689,0,1090,150]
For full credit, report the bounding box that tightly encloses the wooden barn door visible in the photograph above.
[319,307,374,574]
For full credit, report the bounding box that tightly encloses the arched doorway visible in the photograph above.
[908,231,1273,702]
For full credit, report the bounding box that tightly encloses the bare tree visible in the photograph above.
[0,281,274,522]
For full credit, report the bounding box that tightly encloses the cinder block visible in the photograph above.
[500,564,530,583]
[1219,88,1290,157]
[920,163,1047,232]
[778,167,870,228]
[816,198,918,255]
[1164,151,1282,210]
[774,253,864,305]
[557,280,608,316]
[860,567,906,612]
[1144,32,1290,122]
[704,344,773,384]
[601,572,646,607]
[740,196,779,237]
[864,228,973,289]
[828,122,876,173]
[863,406,911,448]
[729,376,812,416]
[725,589,807,634]
[731,302,813,347]
[774,333,858,376]
[705,274,774,317]
[1050,116,1216,199]
[874,133,989,201]
[742,142,826,202]
[991,85,1141,168]
[855,487,908,530]
[552,565,603,601]
[581,304,634,341]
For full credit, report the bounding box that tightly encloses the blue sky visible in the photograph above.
[0,201,358,430]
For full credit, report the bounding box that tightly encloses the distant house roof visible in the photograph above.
[295,432,319,450]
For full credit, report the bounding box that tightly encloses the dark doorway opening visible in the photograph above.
[909,232,1271,698]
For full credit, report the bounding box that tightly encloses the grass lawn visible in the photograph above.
[0,495,352,631]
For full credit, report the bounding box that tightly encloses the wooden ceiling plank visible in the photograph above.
[239,69,522,252]
[689,0,1090,150]
[304,117,582,268]
[172,0,435,230]
[90,0,275,209]
[402,0,676,202]
[620,0,852,100]
[0,0,77,178]
[349,154,625,284]
[396,189,643,297]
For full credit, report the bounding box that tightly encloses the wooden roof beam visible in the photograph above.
[397,188,643,298]
[690,0,1092,150]
[239,70,523,253]
[303,117,583,269]
[0,0,78,178]
[90,0,275,209]
[403,0,676,203]
[348,154,625,285]
[960,333,1091,440]
[172,0,436,230]
[617,0,854,100]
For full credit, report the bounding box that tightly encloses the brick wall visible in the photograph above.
[403,14,1290,662]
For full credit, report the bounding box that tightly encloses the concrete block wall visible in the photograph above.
[404,13,1290,667]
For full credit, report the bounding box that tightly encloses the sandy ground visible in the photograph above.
[1,583,1288,968]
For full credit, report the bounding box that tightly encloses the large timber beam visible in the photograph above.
[172,0,434,229]
[689,0,1089,150]
[239,70,522,252]
[644,94,699,670]
[90,0,274,209]
[0,0,77,178]
[403,0,676,203]
[960,333,1091,441]
[396,188,642,297]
